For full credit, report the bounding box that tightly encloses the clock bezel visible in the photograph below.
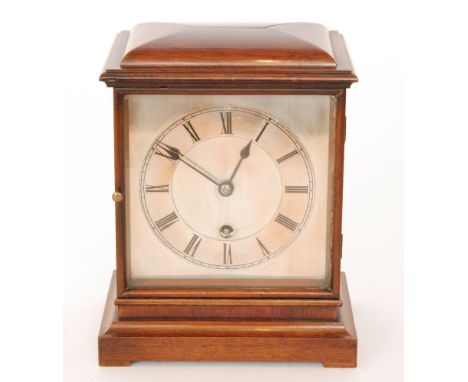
[111,86,346,301]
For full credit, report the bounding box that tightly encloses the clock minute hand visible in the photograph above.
[228,139,253,182]
[183,156,223,186]
[158,142,222,186]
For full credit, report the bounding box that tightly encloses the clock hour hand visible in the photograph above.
[228,139,253,182]
[157,142,222,186]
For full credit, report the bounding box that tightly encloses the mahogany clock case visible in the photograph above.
[98,23,358,367]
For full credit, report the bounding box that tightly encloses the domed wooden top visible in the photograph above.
[100,23,357,87]
[120,23,336,69]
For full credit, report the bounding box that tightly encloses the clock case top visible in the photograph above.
[100,22,357,88]
[99,23,357,320]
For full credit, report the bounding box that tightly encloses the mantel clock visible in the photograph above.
[98,22,358,367]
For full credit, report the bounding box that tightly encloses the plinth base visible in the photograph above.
[98,272,357,367]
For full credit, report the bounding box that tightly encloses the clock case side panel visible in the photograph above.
[330,90,346,296]
[113,90,128,297]
[112,88,347,305]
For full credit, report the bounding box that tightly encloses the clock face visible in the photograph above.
[126,94,333,288]
[140,106,314,269]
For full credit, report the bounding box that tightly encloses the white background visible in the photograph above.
[0,1,467,381]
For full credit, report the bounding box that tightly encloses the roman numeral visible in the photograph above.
[155,211,178,231]
[154,142,184,163]
[154,147,175,162]
[183,121,200,142]
[275,213,298,231]
[184,234,201,257]
[276,149,299,164]
[285,185,309,194]
[220,111,232,134]
[154,142,182,162]
[255,122,269,142]
[146,184,169,193]
[223,243,232,265]
[256,238,270,256]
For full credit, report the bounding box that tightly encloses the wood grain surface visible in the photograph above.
[98,272,357,367]
[98,23,358,367]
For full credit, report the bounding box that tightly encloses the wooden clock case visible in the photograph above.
[98,23,358,367]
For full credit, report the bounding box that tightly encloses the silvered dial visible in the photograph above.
[140,105,314,269]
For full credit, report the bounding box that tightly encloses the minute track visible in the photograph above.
[140,105,314,269]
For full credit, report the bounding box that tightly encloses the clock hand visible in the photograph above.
[157,142,222,186]
[183,157,223,186]
[228,139,253,182]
